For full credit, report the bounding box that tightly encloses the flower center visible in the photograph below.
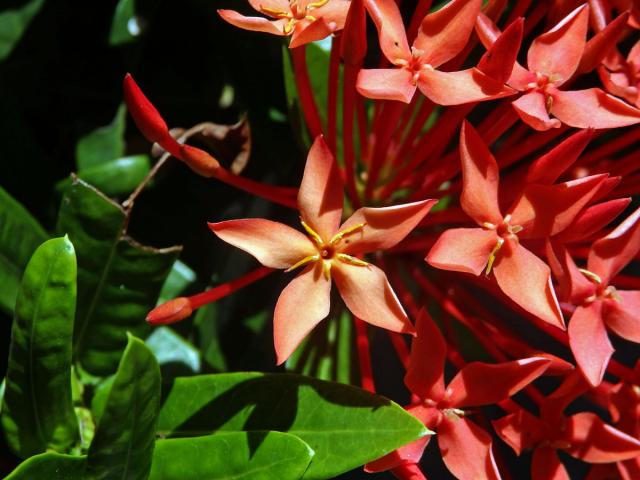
[261,0,329,33]
[578,268,622,304]
[285,219,369,279]
[394,48,432,85]
[482,215,523,275]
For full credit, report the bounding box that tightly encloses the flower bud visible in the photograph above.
[146,297,193,325]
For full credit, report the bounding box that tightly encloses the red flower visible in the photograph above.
[366,310,551,480]
[209,136,436,363]
[599,39,640,108]
[426,122,607,328]
[356,0,515,104]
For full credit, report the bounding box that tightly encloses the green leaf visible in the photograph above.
[146,326,201,374]
[1,236,79,458]
[5,453,87,479]
[193,303,227,371]
[149,431,314,480]
[75,104,126,170]
[0,185,47,313]
[109,0,141,46]
[88,334,161,480]
[0,0,44,61]
[158,373,430,479]
[157,260,196,304]
[56,178,181,375]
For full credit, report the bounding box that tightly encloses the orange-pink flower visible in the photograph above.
[218,0,350,48]
[209,136,436,363]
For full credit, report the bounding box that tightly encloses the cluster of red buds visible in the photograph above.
[126,0,640,478]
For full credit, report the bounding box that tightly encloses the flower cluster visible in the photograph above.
[128,0,640,478]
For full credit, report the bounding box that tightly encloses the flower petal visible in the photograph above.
[459,120,502,225]
[577,11,630,74]
[426,228,499,276]
[217,9,288,36]
[414,0,482,68]
[477,17,524,85]
[438,417,501,480]
[290,18,333,48]
[356,68,417,103]
[527,4,589,84]
[588,206,640,285]
[332,262,415,334]
[298,135,344,240]
[511,91,561,131]
[418,68,516,106]
[531,447,570,480]
[604,290,640,343]
[550,88,640,129]
[493,241,564,329]
[568,302,613,387]
[339,199,437,255]
[447,357,551,408]
[546,243,595,305]
[554,198,631,244]
[247,0,290,14]
[274,263,331,364]
[313,0,350,28]
[564,412,640,463]
[208,219,315,269]
[492,409,545,455]
[404,309,447,401]
[509,174,608,238]
[364,0,411,62]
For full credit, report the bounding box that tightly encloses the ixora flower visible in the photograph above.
[599,39,640,108]
[357,0,515,104]
[218,0,350,48]
[366,310,551,480]
[209,136,436,364]
[547,206,640,386]
[477,5,640,130]
[426,121,608,328]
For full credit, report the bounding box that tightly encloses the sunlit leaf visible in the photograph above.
[146,326,201,374]
[75,104,126,170]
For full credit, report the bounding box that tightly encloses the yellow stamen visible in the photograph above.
[337,253,369,267]
[300,219,324,246]
[485,237,505,276]
[283,17,296,34]
[285,254,319,272]
[510,225,523,234]
[443,408,466,420]
[605,286,622,302]
[330,223,366,245]
[261,6,290,16]
[306,0,329,10]
[578,268,602,285]
[545,95,554,113]
[323,261,332,280]
[482,222,496,230]
[304,15,316,21]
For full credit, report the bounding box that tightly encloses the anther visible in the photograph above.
[485,237,505,275]
[330,222,366,245]
[578,268,602,285]
[337,253,369,267]
[285,254,320,272]
[300,219,324,246]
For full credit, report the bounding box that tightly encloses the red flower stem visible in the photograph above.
[505,0,533,25]
[393,98,436,167]
[406,0,433,43]
[291,46,324,139]
[342,65,362,208]
[391,464,427,480]
[495,125,569,168]
[188,266,274,309]
[356,95,369,159]
[522,0,549,38]
[365,101,406,200]
[355,316,375,392]
[327,36,342,154]
[213,167,298,209]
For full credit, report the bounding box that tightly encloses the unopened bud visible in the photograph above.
[179,144,220,177]
[146,297,193,325]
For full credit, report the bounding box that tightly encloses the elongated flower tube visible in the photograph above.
[366,310,551,480]
[209,136,436,363]
[426,121,607,328]
[357,0,515,105]
[218,0,350,48]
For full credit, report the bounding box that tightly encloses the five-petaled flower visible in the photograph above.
[209,136,436,364]
[218,0,350,49]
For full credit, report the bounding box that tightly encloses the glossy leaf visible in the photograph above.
[157,260,196,304]
[0,185,47,313]
[79,156,151,197]
[75,104,126,170]
[109,0,140,46]
[87,334,161,480]
[158,372,430,479]
[149,431,314,480]
[146,326,201,374]
[56,178,180,375]
[0,0,44,61]
[1,237,79,458]
[5,453,87,479]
